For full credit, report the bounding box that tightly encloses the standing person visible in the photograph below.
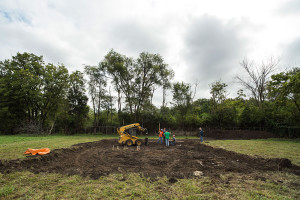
[157,129,163,144]
[163,128,166,144]
[164,130,171,147]
[199,127,204,143]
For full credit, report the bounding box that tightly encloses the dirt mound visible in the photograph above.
[0,139,299,180]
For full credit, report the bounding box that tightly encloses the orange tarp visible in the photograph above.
[24,148,51,155]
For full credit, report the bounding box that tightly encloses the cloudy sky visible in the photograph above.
[1,0,300,107]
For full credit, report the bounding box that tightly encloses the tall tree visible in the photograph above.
[210,81,227,106]
[172,82,192,108]
[41,64,69,125]
[172,81,192,128]
[268,67,300,115]
[0,52,69,133]
[161,68,174,108]
[102,50,135,114]
[84,65,107,126]
[135,52,170,115]
[236,57,279,107]
[103,50,173,118]
[209,81,229,127]
[66,71,89,131]
[0,53,44,126]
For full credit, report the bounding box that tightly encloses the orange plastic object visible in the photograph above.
[24,148,51,155]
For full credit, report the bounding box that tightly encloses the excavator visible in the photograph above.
[117,123,147,146]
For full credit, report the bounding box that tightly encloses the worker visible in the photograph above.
[170,134,176,146]
[164,129,171,147]
[199,127,204,143]
[157,129,163,144]
[163,128,166,144]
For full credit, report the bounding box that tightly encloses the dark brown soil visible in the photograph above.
[0,139,299,180]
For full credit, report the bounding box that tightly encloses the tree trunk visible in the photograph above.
[49,121,55,135]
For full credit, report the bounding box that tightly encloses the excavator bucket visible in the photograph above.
[24,148,51,155]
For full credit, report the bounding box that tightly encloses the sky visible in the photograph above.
[1,0,300,107]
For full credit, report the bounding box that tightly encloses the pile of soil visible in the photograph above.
[0,139,299,180]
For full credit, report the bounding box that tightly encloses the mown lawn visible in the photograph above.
[0,135,299,199]
[205,138,300,166]
[0,134,115,160]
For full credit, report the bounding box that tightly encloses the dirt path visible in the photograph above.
[0,139,299,180]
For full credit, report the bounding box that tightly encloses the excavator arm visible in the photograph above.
[117,123,147,135]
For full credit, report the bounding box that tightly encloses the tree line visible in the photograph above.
[0,52,299,137]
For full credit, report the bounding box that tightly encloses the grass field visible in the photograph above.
[1,135,300,199]
[206,139,300,166]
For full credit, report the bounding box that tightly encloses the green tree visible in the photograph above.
[265,67,300,129]
[0,52,69,133]
[172,81,192,128]
[103,50,173,120]
[209,81,228,127]
[0,52,44,131]
[268,68,300,115]
[102,50,135,114]
[66,71,89,132]
[84,65,107,126]
[135,52,171,115]
[41,64,69,126]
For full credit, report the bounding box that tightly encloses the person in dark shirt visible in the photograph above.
[170,134,176,146]
[199,127,204,143]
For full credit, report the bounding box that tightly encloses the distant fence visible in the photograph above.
[159,126,300,138]
[77,126,117,135]
[267,126,300,138]
[54,125,300,138]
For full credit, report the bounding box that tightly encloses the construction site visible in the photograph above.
[1,138,300,182]
[1,123,300,181]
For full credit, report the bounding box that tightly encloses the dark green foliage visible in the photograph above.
[0,52,298,137]
[102,49,173,120]
[0,53,88,134]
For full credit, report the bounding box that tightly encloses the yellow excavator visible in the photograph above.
[117,123,147,146]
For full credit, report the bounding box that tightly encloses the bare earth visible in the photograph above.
[1,139,299,182]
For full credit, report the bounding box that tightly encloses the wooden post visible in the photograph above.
[159,122,160,132]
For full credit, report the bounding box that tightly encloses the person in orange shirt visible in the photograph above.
[157,129,163,144]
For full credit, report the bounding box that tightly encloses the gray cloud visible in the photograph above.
[1,1,299,105]
[106,21,167,57]
[283,38,300,66]
[278,0,300,15]
[182,15,247,90]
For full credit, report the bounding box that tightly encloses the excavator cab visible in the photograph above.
[117,123,147,146]
[127,128,137,136]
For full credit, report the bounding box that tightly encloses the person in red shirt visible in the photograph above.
[157,129,163,144]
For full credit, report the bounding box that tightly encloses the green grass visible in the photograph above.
[0,134,116,160]
[205,138,300,166]
[0,171,299,200]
